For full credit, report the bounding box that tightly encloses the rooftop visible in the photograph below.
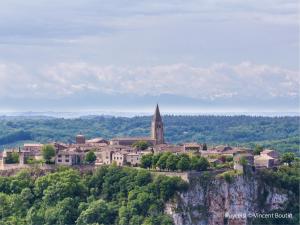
[111,137,155,141]
[24,143,43,147]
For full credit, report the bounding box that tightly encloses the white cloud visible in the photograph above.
[0,62,298,102]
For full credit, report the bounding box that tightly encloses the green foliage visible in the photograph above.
[281,152,295,166]
[176,154,191,171]
[259,162,300,196]
[140,154,153,169]
[0,166,187,225]
[239,156,248,166]
[76,199,117,225]
[25,157,43,165]
[166,154,179,171]
[225,156,233,162]
[156,152,171,170]
[213,162,233,169]
[5,152,19,164]
[0,115,299,154]
[84,150,96,164]
[217,170,243,183]
[132,141,150,150]
[44,197,79,225]
[0,130,32,145]
[253,144,264,155]
[190,156,209,171]
[252,163,300,225]
[41,144,55,163]
[151,153,162,169]
[142,153,209,172]
[246,136,300,155]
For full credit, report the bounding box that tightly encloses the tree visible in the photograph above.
[44,198,79,225]
[135,170,151,186]
[239,156,248,166]
[281,152,295,166]
[5,152,19,164]
[42,144,55,164]
[225,156,233,162]
[156,153,171,170]
[76,200,117,225]
[177,154,190,171]
[140,154,153,169]
[254,145,264,155]
[84,151,96,164]
[152,153,162,169]
[191,156,209,171]
[166,154,179,171]
[132,141,150,150]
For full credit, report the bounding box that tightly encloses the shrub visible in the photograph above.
[217,170,243,183]
[42,144,55,164]
[84,151,96,164]
[5,152,19,164]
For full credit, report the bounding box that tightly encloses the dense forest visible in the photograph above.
[0,166,187,225]
[0,115,299,154]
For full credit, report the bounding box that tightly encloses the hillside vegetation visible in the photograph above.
[0,166,187,225]
[0,115,299,154]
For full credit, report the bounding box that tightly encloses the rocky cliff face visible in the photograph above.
[166,171,290,225]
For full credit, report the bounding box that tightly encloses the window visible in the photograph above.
[58,155,62,158]
[58,159,62,162]
[65,159,69,162]
[65,155,69,157]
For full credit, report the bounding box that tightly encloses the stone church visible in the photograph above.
[151,104,164,145]
[110,104,165,146]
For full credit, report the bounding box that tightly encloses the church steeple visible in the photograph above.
[153,104,162,122]
[151,104,164,145]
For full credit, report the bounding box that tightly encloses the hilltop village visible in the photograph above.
[0,105,281,171]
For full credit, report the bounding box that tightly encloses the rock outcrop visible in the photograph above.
[166,171,289,225]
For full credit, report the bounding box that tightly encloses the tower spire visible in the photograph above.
[153,104,162,122]
[151,104,164,145]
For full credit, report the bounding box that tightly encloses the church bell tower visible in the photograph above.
[151,104,164,145]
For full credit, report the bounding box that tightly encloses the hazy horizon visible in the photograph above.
[0,108,299,118]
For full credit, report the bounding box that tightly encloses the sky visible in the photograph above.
[0,0,299,113]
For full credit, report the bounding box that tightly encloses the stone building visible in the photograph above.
[126,152,142,166]
[56,149,82,166]
[112,152,127,166]
[183,143,201,152]
[110,104,164,147]
[23,143,43,152]
[153,144,183,153]
[151,104,164,145]
[110,137,156,146]
[233,152,254,172]
[86,138,109,145]
[76,134,86,144]
[254,149,279,168]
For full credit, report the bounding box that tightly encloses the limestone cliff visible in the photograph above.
[166,171,292,225]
